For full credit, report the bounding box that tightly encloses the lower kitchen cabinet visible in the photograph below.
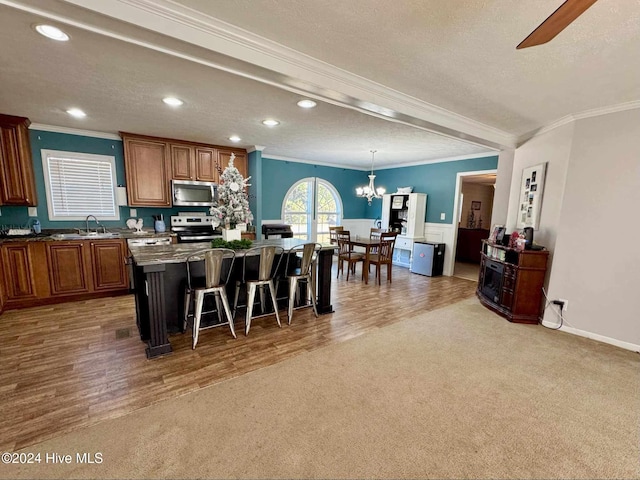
[0,239,128,311]
[1,242,49,302]
[46,241,92,295]
[91,240,128,290]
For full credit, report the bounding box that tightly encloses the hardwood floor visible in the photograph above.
[0,263,477,451]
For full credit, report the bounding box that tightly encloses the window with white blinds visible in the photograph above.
[41,149,120,221]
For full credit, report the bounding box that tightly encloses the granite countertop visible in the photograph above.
[130,238,334,266]
[0,228,176,243]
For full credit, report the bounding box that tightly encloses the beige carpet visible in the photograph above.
[3,298,638,479]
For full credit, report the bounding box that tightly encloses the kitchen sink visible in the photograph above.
[51,232,122,240]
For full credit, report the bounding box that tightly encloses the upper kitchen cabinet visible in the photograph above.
[170,143,195,181]
[0,114,38,206]
[218,149,248,181]
[171,145,217,182]
[194,147,218,182]
[121,133,172,207]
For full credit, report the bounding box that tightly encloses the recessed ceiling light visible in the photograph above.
[262,119,280,127]
[297,99,317,109]
[66,108,86,118]
[35,24,69,41]
[162,97,184,107]
[229,135,241,142]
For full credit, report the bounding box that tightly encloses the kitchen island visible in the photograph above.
[129,239,335,358]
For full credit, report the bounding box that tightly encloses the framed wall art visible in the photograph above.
[517,163,547,230]
[471,201,481,210]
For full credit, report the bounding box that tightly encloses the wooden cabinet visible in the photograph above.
[1,243,39,300]
[91,240,127,290]
[170,144,194,181]
[477,241,549,324]
[455,228,490,264]
[46,241,91,295]
[123,133,247,204]
[0,114,37,206]
[218,149,247,180]
[122,133,172,207]
[0,239,128,311]
[195,147,218,182]
[381,193,427,268]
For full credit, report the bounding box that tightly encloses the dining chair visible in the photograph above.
[368,232,398,284]
[183,248,236,349]
[280,242,321,324]
[233,245,284,335]
[336,230,363,280]
[369,227,386,257]
[328,225,344,245]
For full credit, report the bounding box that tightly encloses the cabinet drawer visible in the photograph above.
[395,237,412,250]
[503,273,516,290]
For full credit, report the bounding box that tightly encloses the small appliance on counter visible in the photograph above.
[410,242,445,277]
[153,214,166,233]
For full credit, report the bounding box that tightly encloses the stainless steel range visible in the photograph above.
[170,214,221,243]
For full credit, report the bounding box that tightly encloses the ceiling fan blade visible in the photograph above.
[517,0,598,49]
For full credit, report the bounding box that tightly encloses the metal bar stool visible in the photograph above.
[233,245,284,335]
[281,242,321,324]
[184,248,236,349]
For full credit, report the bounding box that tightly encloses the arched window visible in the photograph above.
[282,177,343,243]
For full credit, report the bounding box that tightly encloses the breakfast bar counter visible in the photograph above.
[129,239,335,358]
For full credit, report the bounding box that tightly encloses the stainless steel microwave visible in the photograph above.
[172,180,217,207]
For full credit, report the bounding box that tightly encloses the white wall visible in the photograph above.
[510,109,640,349]
[490,149,514,226]
[507,122,574,253]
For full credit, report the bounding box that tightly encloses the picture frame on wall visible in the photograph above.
[471,201,481,210]
[517,163,547,230]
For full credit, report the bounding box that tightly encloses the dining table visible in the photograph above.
[347,237,381,284]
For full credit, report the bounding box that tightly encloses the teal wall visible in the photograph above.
[260,155,498,224]
[261,158,375,220]
[0,129,498,230]
[0,130,210,230]
[375,156,498,223]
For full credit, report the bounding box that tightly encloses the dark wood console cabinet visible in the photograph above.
[476,240,549,324]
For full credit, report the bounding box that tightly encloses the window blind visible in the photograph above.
[44,153,118,219]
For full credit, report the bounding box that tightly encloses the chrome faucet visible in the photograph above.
[85,215,106,234]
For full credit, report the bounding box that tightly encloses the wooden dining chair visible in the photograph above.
[329,225,344,245]
[368,232,397,284]
[336,230,363,280]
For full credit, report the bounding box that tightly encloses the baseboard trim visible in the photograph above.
[541,321,640,352]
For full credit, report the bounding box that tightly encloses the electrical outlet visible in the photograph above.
[440,213,445,220]
[129,208,137,217]
[28,207,38,217]
[559,298,568,312]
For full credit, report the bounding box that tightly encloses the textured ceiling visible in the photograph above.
[1,0,638,170]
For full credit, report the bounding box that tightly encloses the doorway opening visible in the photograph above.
[451,171,496,281]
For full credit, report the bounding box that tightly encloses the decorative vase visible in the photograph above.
[222,228,241,241]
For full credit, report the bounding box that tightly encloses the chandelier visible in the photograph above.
[355,150,385,205]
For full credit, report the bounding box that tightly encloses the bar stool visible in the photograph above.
[183,248,236,349]
[233,245,284,335]
[282,242,321,324]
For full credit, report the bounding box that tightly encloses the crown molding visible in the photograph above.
[55,0,516,150]
[29,123,121,140]
[518,100,640,145]
[246,145,266,153]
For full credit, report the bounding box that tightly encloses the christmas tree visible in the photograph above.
[209,153,253,229]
